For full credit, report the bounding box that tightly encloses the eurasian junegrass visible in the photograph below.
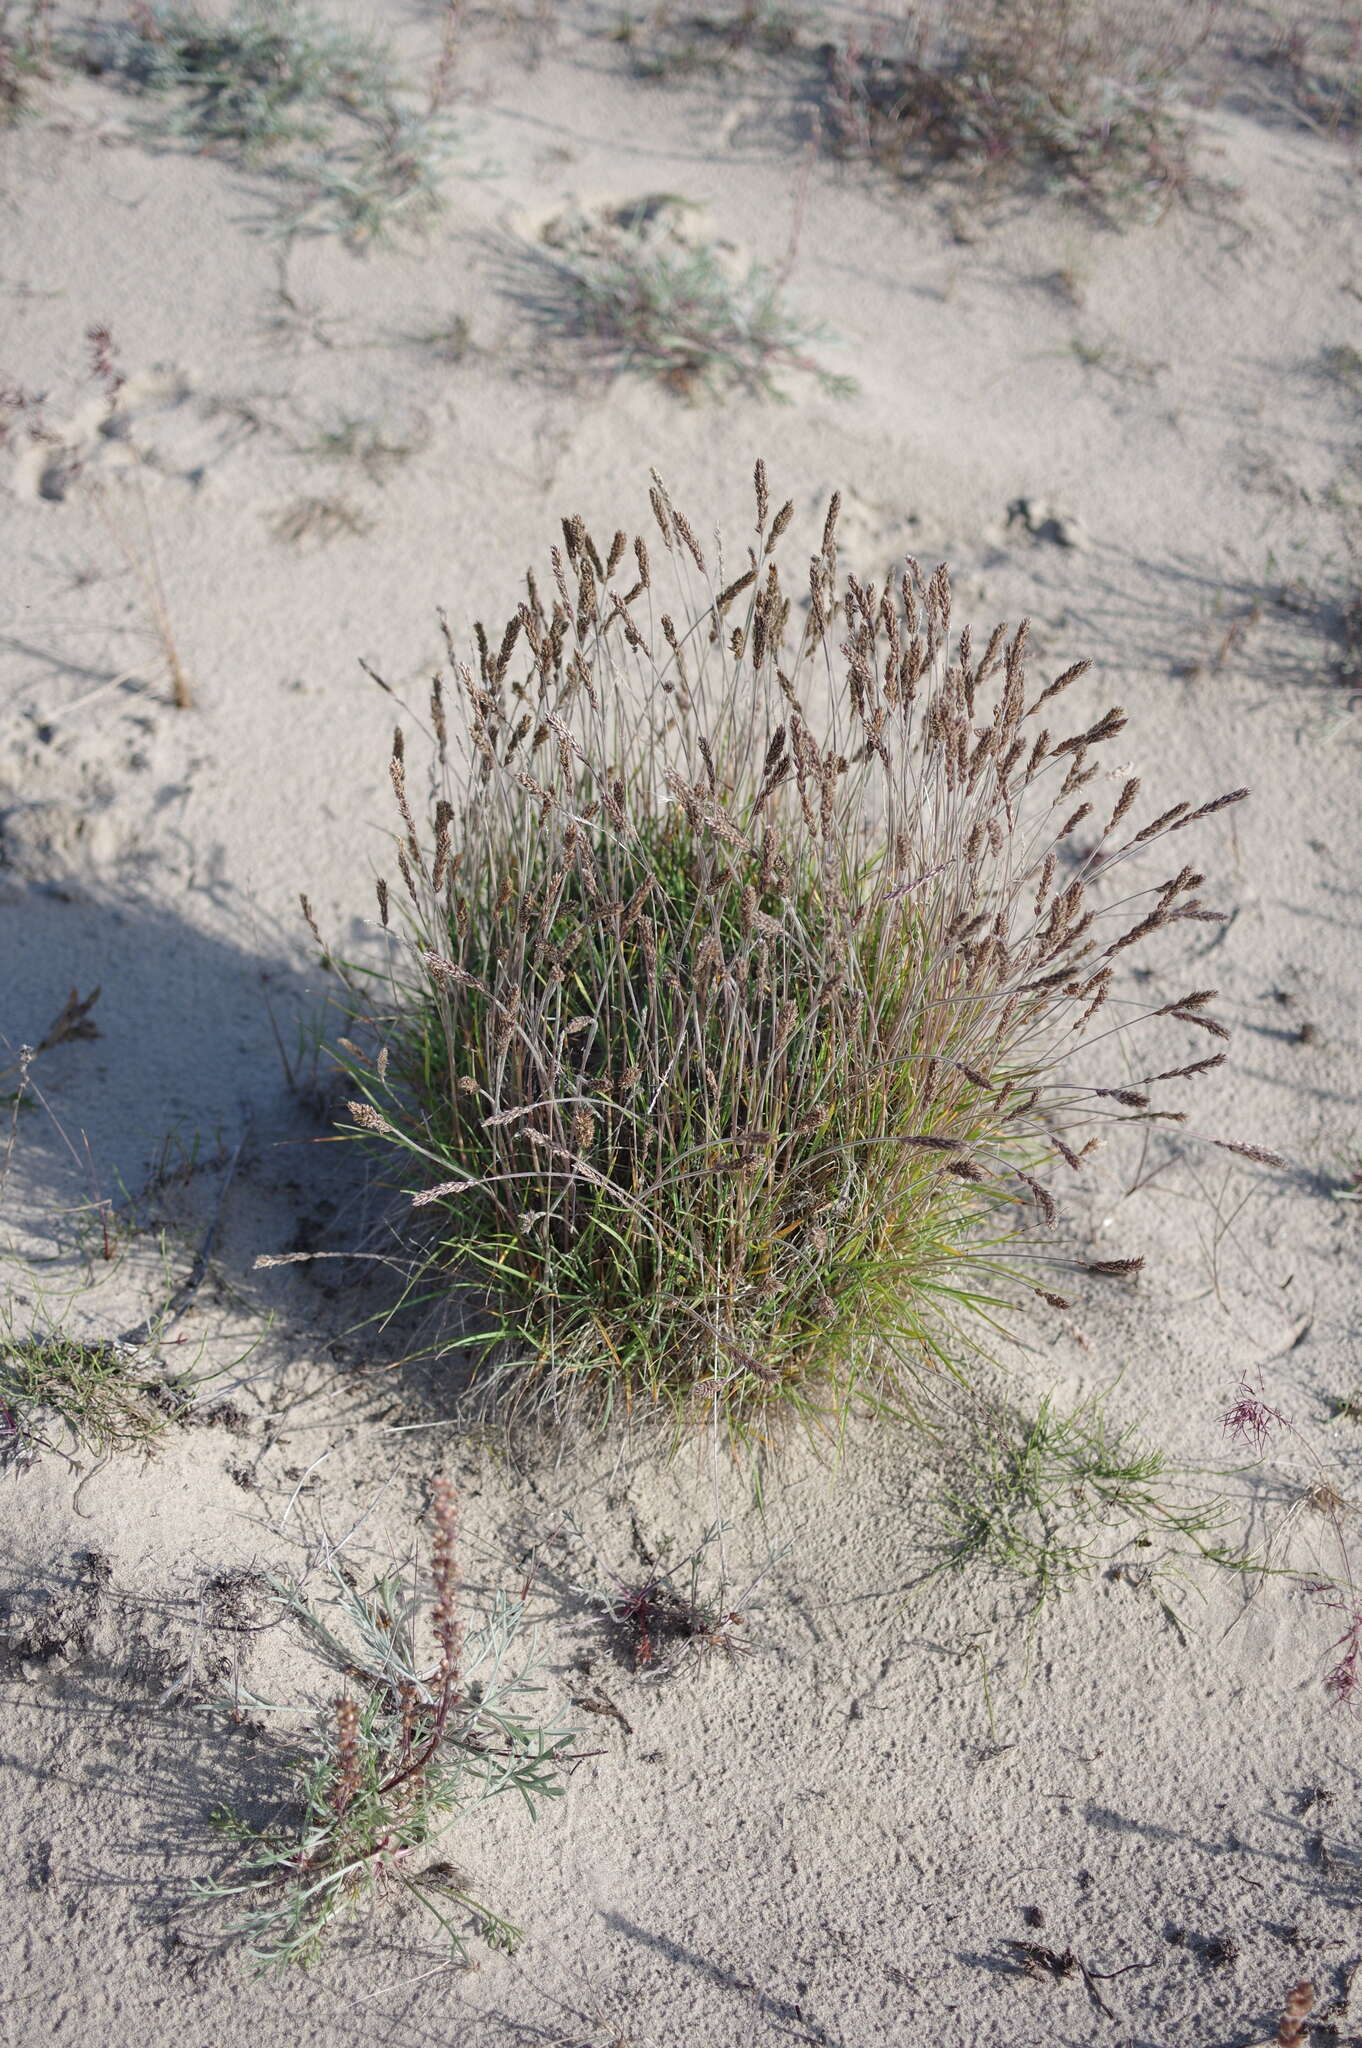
[321,463,1256,1447]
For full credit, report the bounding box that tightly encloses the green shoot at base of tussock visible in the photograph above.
[317,461,1259,1451]
[195,1479,576,1972]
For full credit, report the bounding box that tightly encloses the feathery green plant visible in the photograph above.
[91,2,462,245]
[927,1384,1246,1616]
[316,462,1260,1449]
[283,107,459,245]
[195,1479,575,1971]
[105,0,396,155]
[104,2,389,153]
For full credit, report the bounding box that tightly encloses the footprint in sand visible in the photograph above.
[8,365,253,504]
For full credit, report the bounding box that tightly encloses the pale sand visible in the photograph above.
[2,6,1361,2044]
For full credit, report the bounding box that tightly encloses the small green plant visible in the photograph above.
[284,108,461,245]
[298,412,423,485]
[399,311,472,363]
[313,462,1263,1449]
[90,2,463,245]
[506,196,855,400]
[0,1315,184,1466]
[611,2,802,80]
[822,0,1219,224]
[195,1480,576,1971]
[1321,341,1362,398]
[580,1520,768,1671]
[927,1385,1245,1615]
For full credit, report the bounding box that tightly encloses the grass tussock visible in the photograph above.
[196,1480,576,1971]
[270,492,372,547]
[102,0,396,155]
[819,0,1218,224]
[1257,11,1362,139]
[611,3,1221,224]
[319,462,1257,1450]
[611,2,802,80]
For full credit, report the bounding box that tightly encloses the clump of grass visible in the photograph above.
[927,1385,1245,1616]
[611,2,802,80]
[399,311,473,363]
[319,462,1259,1449]
[0,1317,184,1467]
[298,412,423,486]
[506,196,855,400]
[1321,341,1362,397]
[822,0,1217,224]
[195,1480,576,1972]
[284,107,461,245]
[88,2,463,246]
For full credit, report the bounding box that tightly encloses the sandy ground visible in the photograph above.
[3,5,1362,2044]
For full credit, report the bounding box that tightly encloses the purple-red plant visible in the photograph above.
[1322,1596,1362,1709]
[1222,1371,1291,1458]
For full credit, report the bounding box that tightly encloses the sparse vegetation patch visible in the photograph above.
[196,1481,576,1971]
[820,0,1218,224]
[503,195,855,400]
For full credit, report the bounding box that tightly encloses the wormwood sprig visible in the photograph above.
[100,1,396,155]
[90,2,464,246]
[314,461,1267,1450]
[194,1480,576,1971]
[282,106,462,246]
